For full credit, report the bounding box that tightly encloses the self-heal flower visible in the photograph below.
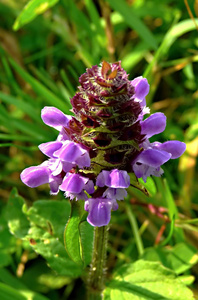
[21,61,186,227]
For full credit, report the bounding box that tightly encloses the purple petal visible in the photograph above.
[60,173,88,193]
[46,158,63,176]
[85,198,114,227]
[75,152,91,168]
[20,165,49,188]
[39,141,63,158]
[41,107,71,131]
[103,188,127,200]
[54,141,90,168]
[107,169,130,188]
[134,149,171,168]
[84,180,95,194]
[62,161,74,173]
[133,163,164,182]
[96,171,109,187]
[153,141,186,159]
[96,169,130,188]
[49,175,62,195]
[131,77,150,100]
[140,113,166,138]
[65,190,88,201]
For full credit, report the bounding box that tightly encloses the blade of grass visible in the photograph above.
[0,92,41,122]
[144,18,198,81]
[13,0,60,31]
[106,0,158,50]
[126,200,144,256]
[0,143,38,151]
[60,69,75,96]
[8,58,70,113]
[0,134,36,142]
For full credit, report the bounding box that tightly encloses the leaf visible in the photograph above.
[128,173,150,196]
[13,0,60,31]
[79,220,94,266]
[6,188,30,239]
[167,243,198,275]
[104,260,194,300]
[64,200,94,266]
[141,243,198,275]
[25,199,82,277]
[27,226,82,277]
[0,283,26,300]
[106,0,158,50]
[26,199,71,242]
[0,268,50,300]
[64,201,84,266]
[6,195,83,277]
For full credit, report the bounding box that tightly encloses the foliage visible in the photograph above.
[0,0,198,299]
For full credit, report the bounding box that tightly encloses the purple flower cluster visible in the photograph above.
[21,62,186,227]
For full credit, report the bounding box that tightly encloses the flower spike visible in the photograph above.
[21,61,186,226]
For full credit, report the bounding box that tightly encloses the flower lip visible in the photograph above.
[20,165,49,188]
[85,197,118,227]
[133,148,172,168]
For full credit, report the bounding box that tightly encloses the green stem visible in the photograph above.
[126,202,144,256]
[87,226,108,300]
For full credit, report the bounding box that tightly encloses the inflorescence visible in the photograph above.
[21,61,186,227]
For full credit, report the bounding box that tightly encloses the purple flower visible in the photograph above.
[21,61,186,227]
[54,141,91,168]
[84,198,119,227]
[96,169,130,188]
[131,110,186,182]
[59,173,94,200]
[20,160,63,195]
[132,139,186,182]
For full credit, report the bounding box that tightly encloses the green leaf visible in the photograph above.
[6,196,82,277]
[64,201,84,266]
[0,283,26,300]
[128,173,150,196]
[104,260,194,300]
[26,199,71,242]
[6,188,30,239]
[141,243,198,275]
[64,200,94,266]
[13,0,60,31]
[106,0,158,50]
[25,199,82,277]
[79,220,94,266]
[167,243,198,275]
[0,268,50,300]
[27,227,82,277]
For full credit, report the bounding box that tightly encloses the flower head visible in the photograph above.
[21,61,186,227]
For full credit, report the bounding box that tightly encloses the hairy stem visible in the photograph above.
[87,226,109,300]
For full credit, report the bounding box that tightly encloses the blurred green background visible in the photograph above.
[0,0,198,299]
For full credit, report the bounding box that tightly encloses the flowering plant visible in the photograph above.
[21,61,186,228]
